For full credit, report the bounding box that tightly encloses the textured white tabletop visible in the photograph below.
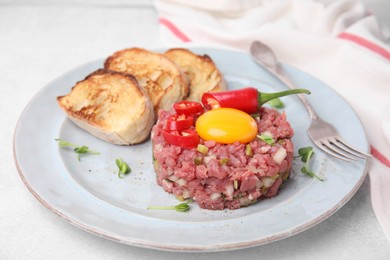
[2,1,390,259]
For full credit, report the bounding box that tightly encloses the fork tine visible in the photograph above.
[315,140,355,162]
[330,138,367,159]
[322,140,359,161]
[334,137,372,158]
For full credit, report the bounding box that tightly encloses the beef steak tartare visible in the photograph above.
[151,106,294,210]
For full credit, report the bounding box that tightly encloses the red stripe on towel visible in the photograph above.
[371,146,390,168]
[338,32,390,60]
[159,17,191,42]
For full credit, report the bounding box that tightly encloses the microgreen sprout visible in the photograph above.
[55,138,100,161]
[268,97,285,109]
[296,146,324,181]
[115,158,131,178]
[257,134,275,145]
[147,200,192,212]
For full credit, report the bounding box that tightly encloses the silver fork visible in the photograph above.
[250,40,371,162]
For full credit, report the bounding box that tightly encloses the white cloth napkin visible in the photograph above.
[154,0,390,242]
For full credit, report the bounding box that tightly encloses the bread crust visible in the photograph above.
[104,48,189,112]
[57,69,155,145]
[164,48,226,102]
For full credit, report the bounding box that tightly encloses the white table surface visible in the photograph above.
[2,1,390,259]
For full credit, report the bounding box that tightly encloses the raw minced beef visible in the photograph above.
[151,107,294,210]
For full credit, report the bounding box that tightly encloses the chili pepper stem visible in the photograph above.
[258,89,310,106]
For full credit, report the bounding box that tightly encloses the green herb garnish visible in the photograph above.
[147,201,191,212]
[245,144,253,156]
[194,157,203,165]
[55,138,100,161]
[115,158,131,178]
[220,158,230,165]
[297,146,324,181]
[196,144,209,155]
[257,134,275,145]
[268,98,285,109]
[233,179,239,189]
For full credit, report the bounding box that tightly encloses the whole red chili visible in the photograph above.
[201,87,310,114]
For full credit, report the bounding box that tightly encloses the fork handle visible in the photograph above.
[275,64,318,120]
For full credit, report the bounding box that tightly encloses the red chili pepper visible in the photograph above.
[165,114,194,131]
[162,129,199,148]
[202,88,259,114]
[202,87,310,114]
[173,101,203,115]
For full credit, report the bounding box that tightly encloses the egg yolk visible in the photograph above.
[195,108,258,144]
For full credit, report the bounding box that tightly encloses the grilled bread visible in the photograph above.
[164,48,226,102]
[57,69,155,145]
[104,48,189,112]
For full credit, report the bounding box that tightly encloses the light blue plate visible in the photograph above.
[14,48,369,252]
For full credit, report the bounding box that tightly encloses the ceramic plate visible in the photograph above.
[14,48,369,252]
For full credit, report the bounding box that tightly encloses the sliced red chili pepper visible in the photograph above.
[173,101,203,115]
[162,129,199,148]
[165,114,194,131]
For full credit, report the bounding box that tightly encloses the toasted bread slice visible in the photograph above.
[57,69,155,145]
[164,48,226,102]
[104,48,189,112]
